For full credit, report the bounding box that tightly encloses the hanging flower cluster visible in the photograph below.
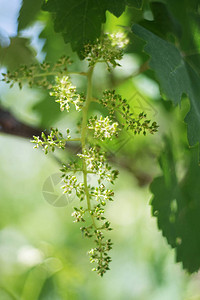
[3,31,158,276]
[83,32,129,71]
[47,144,118,276]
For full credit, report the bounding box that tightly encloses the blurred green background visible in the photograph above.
[1,1,200,299]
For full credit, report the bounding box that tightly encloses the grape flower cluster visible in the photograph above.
[2,32,158,276]
[83,32,129,71]
[50,76,84,112]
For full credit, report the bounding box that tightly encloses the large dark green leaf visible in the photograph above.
[132,24,200,148]
[42,0,125,56]
[150,137,200,273]
[42,0,143,56]
[162,0,200,52]
[160,0,200,72]
[18,0,43,30]
[139,2,181,39]
[38,15,74,62]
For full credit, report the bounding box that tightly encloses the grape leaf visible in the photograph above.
[0,37,36,70]
[162,0,200,53]
[42,0,143,56]
[39,13,78,62]
[157,1,200,73]
[150,137,200,273]
[132,24,200,148]
[42,0,125,56]
[139,2,181,40]
[18,0,43,31]
[104,0,126,16]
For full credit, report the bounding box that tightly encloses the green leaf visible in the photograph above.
[150,137,200,273]
[18,0,43,31]
[132,24,200,147]
[139,2,181,39]
[0,37,36,70]
[162,0,200,52]
[105,0,126,17]
[42,0,127,56]
[39,14,74,62]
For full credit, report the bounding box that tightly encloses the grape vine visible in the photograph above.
[2,32,158,276]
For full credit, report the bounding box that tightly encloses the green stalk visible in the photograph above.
[32,71,88,78]
[81,66,105,274]
[20,71,87,81]
[80,66,97,228]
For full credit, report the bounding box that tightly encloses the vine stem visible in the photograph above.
[33,71,87,77]
[19,71,87,81]
[81,66,97,229]
[81,65,104,269]
[81,67,107,272]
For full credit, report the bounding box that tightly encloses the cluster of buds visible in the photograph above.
[109,32,129,49]
[3,30,158,276]
[83,32,129,71]
[29,70,158,276]
[90,184,114,204]
[62,174,78,195]
[59,145,118,274]
[31,128,66,154]
[1,55,71,89]
[88,115,119,140]
[101,90,159,135]
[88,232,113,276]
[71,207,86,223]
[77,147,119,182]
[50,76,84,112]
